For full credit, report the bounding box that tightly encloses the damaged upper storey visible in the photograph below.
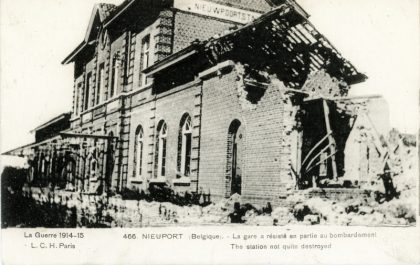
[145,4,367,92]
[61,0,308,66]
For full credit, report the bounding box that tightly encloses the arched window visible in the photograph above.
[156,121,167,178]
[133,125,144,178]
[178,114,192,176]
[226,120,243,196]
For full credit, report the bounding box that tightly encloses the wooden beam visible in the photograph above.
[301,131,332,166]
[60,132,118,140]
[306,150,338,173]
[322,100,338,180]
[305,143,333,171]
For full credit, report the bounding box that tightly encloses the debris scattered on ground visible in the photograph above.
[2,139,416,227]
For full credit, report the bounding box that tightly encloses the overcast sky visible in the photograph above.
[1,0,418,153]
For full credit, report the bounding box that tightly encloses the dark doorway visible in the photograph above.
[105,132,115,193]
[228,120,243,196]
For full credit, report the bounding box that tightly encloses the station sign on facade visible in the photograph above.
[174,0,261,24]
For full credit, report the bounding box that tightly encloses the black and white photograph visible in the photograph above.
[1,0,418,228]
[0,0,419,263]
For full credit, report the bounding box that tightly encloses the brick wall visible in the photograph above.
[199,65,294,205]
[172,10,237,53]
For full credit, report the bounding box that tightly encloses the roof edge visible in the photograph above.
[62,42,87,65]
[31,112,72,133]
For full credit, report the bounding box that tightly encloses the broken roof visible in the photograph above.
[203,5,367,86]
[62,3,118,64]
[62,0,304,65]
[144,4,366,87]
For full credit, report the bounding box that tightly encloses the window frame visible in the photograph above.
[84,72,92,111]
[157,122,167,178]
[110,54,120,99]
[133,126,144,178]
[180,115,192,176]
[140,34,151,86]
[74,82,82,115]
[96,63,105,105]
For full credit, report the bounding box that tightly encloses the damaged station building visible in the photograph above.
[5,0,394,206]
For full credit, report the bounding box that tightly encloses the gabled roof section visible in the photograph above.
[103,0,137,28]
[99,3,118,20]
[84,3,116,43]
[63,0,171,65]
[62,3,117,64]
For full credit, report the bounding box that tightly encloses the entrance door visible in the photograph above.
[105,132,115,193]
[230,121,243,195]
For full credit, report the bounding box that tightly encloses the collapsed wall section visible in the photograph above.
[199,62,296,206]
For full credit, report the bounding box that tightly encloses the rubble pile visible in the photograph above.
[2,136,416,227]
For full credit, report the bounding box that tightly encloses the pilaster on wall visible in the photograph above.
[119,32,128,95]
[72,80,76,116]
[125,31,137,91]
[103,37,111,101]
[81,67,87,114]
[146,100,157,179]
[91,54,98,108]
[104,123,119,192]
[190,85,203,192]
[154,10,174,61]
[118,114,131,191]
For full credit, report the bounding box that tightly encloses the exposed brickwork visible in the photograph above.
[154,10,175,61]
[198,65,296,205]
[172,10,237,53]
